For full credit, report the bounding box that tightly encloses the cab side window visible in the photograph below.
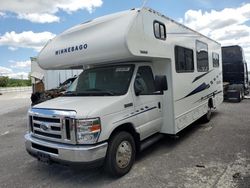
[153,21,166,40]
[134,66,156,95]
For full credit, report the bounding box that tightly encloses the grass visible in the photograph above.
[0,77,31,87]
[7,79,31,87]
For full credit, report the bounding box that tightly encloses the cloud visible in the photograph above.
[0,65,29,79]
[10,60,31,69]
[0,0,103,23]
[1,71,29,79]
[17,13,60,23]
[8,46,18,51]
[8,72,29,79]
[183,4,250,31]
[0,11,5,17]
[0,31,56,51]
[0,66,12,74]
[211,25,250,41]
[181,3,250,65]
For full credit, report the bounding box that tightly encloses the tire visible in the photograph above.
[237,90,242,102]
[201,106,212,123]
[244,88,249,95]
[105,131,136,177]
[228,84,244,102]
[241,88,244,100]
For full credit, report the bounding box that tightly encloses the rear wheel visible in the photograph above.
[228,84,244,102]
[201,100,212,123]
[241,88,244,100]
[202,107,211,123]
[105,131,135,177]
[237,89,242,102]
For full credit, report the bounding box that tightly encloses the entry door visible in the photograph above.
[133,66,163,140]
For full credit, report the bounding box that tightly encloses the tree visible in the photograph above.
[27,72,32,86]
[0,76,9,87]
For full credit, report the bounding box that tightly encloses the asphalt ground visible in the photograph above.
[0,92,249,188]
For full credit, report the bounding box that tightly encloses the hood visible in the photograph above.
[33,95,129,118]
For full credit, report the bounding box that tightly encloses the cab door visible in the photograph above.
[133,65,163,140]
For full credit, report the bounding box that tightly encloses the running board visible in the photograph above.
[140,133,164,151]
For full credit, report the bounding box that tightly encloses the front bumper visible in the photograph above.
[25,133,108,165]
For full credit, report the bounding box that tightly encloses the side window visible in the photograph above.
[153,21,166,40]
[212,52,219,67]
[196,40,209,72]
[175,46,194,73]
[134,66,156,95]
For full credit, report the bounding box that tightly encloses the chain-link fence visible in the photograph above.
[0,86,32,93]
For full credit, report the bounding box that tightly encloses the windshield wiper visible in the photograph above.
[85,88,116,96]
[64,89,118,96]
[63,91,77,96]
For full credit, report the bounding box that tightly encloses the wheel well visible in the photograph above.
[109,123,140,153]
[208,98,213,108]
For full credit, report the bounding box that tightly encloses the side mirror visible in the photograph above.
[134,84,144,96]
[134,87,143,96]
[155,75,168,93]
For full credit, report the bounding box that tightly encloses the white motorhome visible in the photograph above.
[25,8,223,177]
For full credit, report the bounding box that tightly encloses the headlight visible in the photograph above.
[76,118,101,144]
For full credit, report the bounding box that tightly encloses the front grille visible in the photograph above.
[33,122,61,131]
[65,119,71,140]
[51,126,60,131]
[34,130,62,139]
[29,116,33,132]
[29,109,76,144]
[33,116,60,123]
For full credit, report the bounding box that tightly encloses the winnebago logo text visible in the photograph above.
[55,43,88,55]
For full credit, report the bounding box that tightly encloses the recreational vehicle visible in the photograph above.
[222,45,249,102]
[25,8,223,177]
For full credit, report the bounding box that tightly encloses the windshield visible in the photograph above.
[65,65,134,96]
[222,46,244,63]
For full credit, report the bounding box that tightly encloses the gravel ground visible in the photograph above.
[0,91,31,116]
[0,92,249,188]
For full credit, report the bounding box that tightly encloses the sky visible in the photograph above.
[0,0,250,79]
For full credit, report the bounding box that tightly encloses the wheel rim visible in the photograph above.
[116,141,132,169]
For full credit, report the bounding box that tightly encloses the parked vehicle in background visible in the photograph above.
[25,7,223,177]
[30,57,82,105]
[222,45,249,102]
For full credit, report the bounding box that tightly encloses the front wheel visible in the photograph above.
[105,131,136,177]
